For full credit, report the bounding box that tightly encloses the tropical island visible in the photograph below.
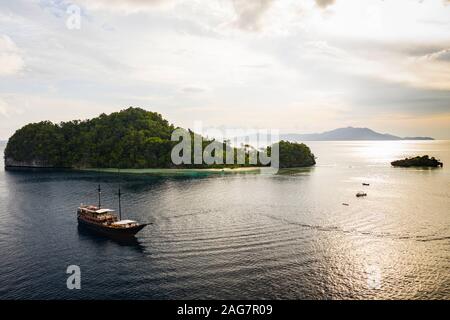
[4,107,316,171]
[391,155,443,168]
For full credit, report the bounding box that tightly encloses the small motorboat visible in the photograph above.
[342,203,350,206]
[356,192,367,197]
[362,183,370,186]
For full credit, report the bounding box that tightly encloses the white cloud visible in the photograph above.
[73,0,177,13]
[421,48,450,62]
[0,95,25,120]
[180,85,209,94]
[231,0,274,31]
[0,93,112,138]
[315,0,336,9]
[1,0,450,139]
[0,98,9,117]
[0,35,24,76]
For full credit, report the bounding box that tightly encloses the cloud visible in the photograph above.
[0,96,24,119]
[231,0,274,31]
[421,48,450,62]
[180,85,209,94]
[0,98,9,117]
[0,35,24,76]
[0,93,112,138]
[315,0,336,9]
[1,0,449,139]
[73,0,176,13]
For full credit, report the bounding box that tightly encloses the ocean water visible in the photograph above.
[0,140,449,300]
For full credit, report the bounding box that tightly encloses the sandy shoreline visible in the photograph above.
[81,167,263,175]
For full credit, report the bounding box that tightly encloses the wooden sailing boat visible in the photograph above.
[77,183,147,237]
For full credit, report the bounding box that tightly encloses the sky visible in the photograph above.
[0,0,450,140]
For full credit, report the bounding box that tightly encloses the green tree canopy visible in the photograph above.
[276,140,316,168]
[5,108,316,169]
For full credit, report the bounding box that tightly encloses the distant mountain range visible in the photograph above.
[280,127,434,141]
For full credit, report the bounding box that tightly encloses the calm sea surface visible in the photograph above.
[0,141,449,299]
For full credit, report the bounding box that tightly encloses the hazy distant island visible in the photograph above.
[280,127,434,141]
[3,108,315,170]
[391,155,443,168]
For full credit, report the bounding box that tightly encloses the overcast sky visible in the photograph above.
[1,0,450,139]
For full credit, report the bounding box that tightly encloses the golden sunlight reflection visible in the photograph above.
[354,141,409,163]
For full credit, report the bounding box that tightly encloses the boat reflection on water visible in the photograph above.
[77,224,146,252]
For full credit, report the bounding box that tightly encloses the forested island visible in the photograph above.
[391,155,443,168]
[4,107,315,170]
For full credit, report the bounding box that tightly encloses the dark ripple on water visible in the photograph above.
[0,142,449,300]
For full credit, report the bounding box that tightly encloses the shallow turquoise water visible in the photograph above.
[0,141,448,299]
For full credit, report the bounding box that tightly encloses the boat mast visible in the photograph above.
[97,184,102,208]
[118,187,122,221]
[118,168,122,220]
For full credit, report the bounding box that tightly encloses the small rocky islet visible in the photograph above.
[391,155,443,168]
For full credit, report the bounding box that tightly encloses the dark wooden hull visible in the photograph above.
[77,217,147,237]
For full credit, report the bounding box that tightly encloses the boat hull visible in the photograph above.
[77,217,147,237]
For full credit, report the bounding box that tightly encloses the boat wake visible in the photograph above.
[259,213,450,243]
